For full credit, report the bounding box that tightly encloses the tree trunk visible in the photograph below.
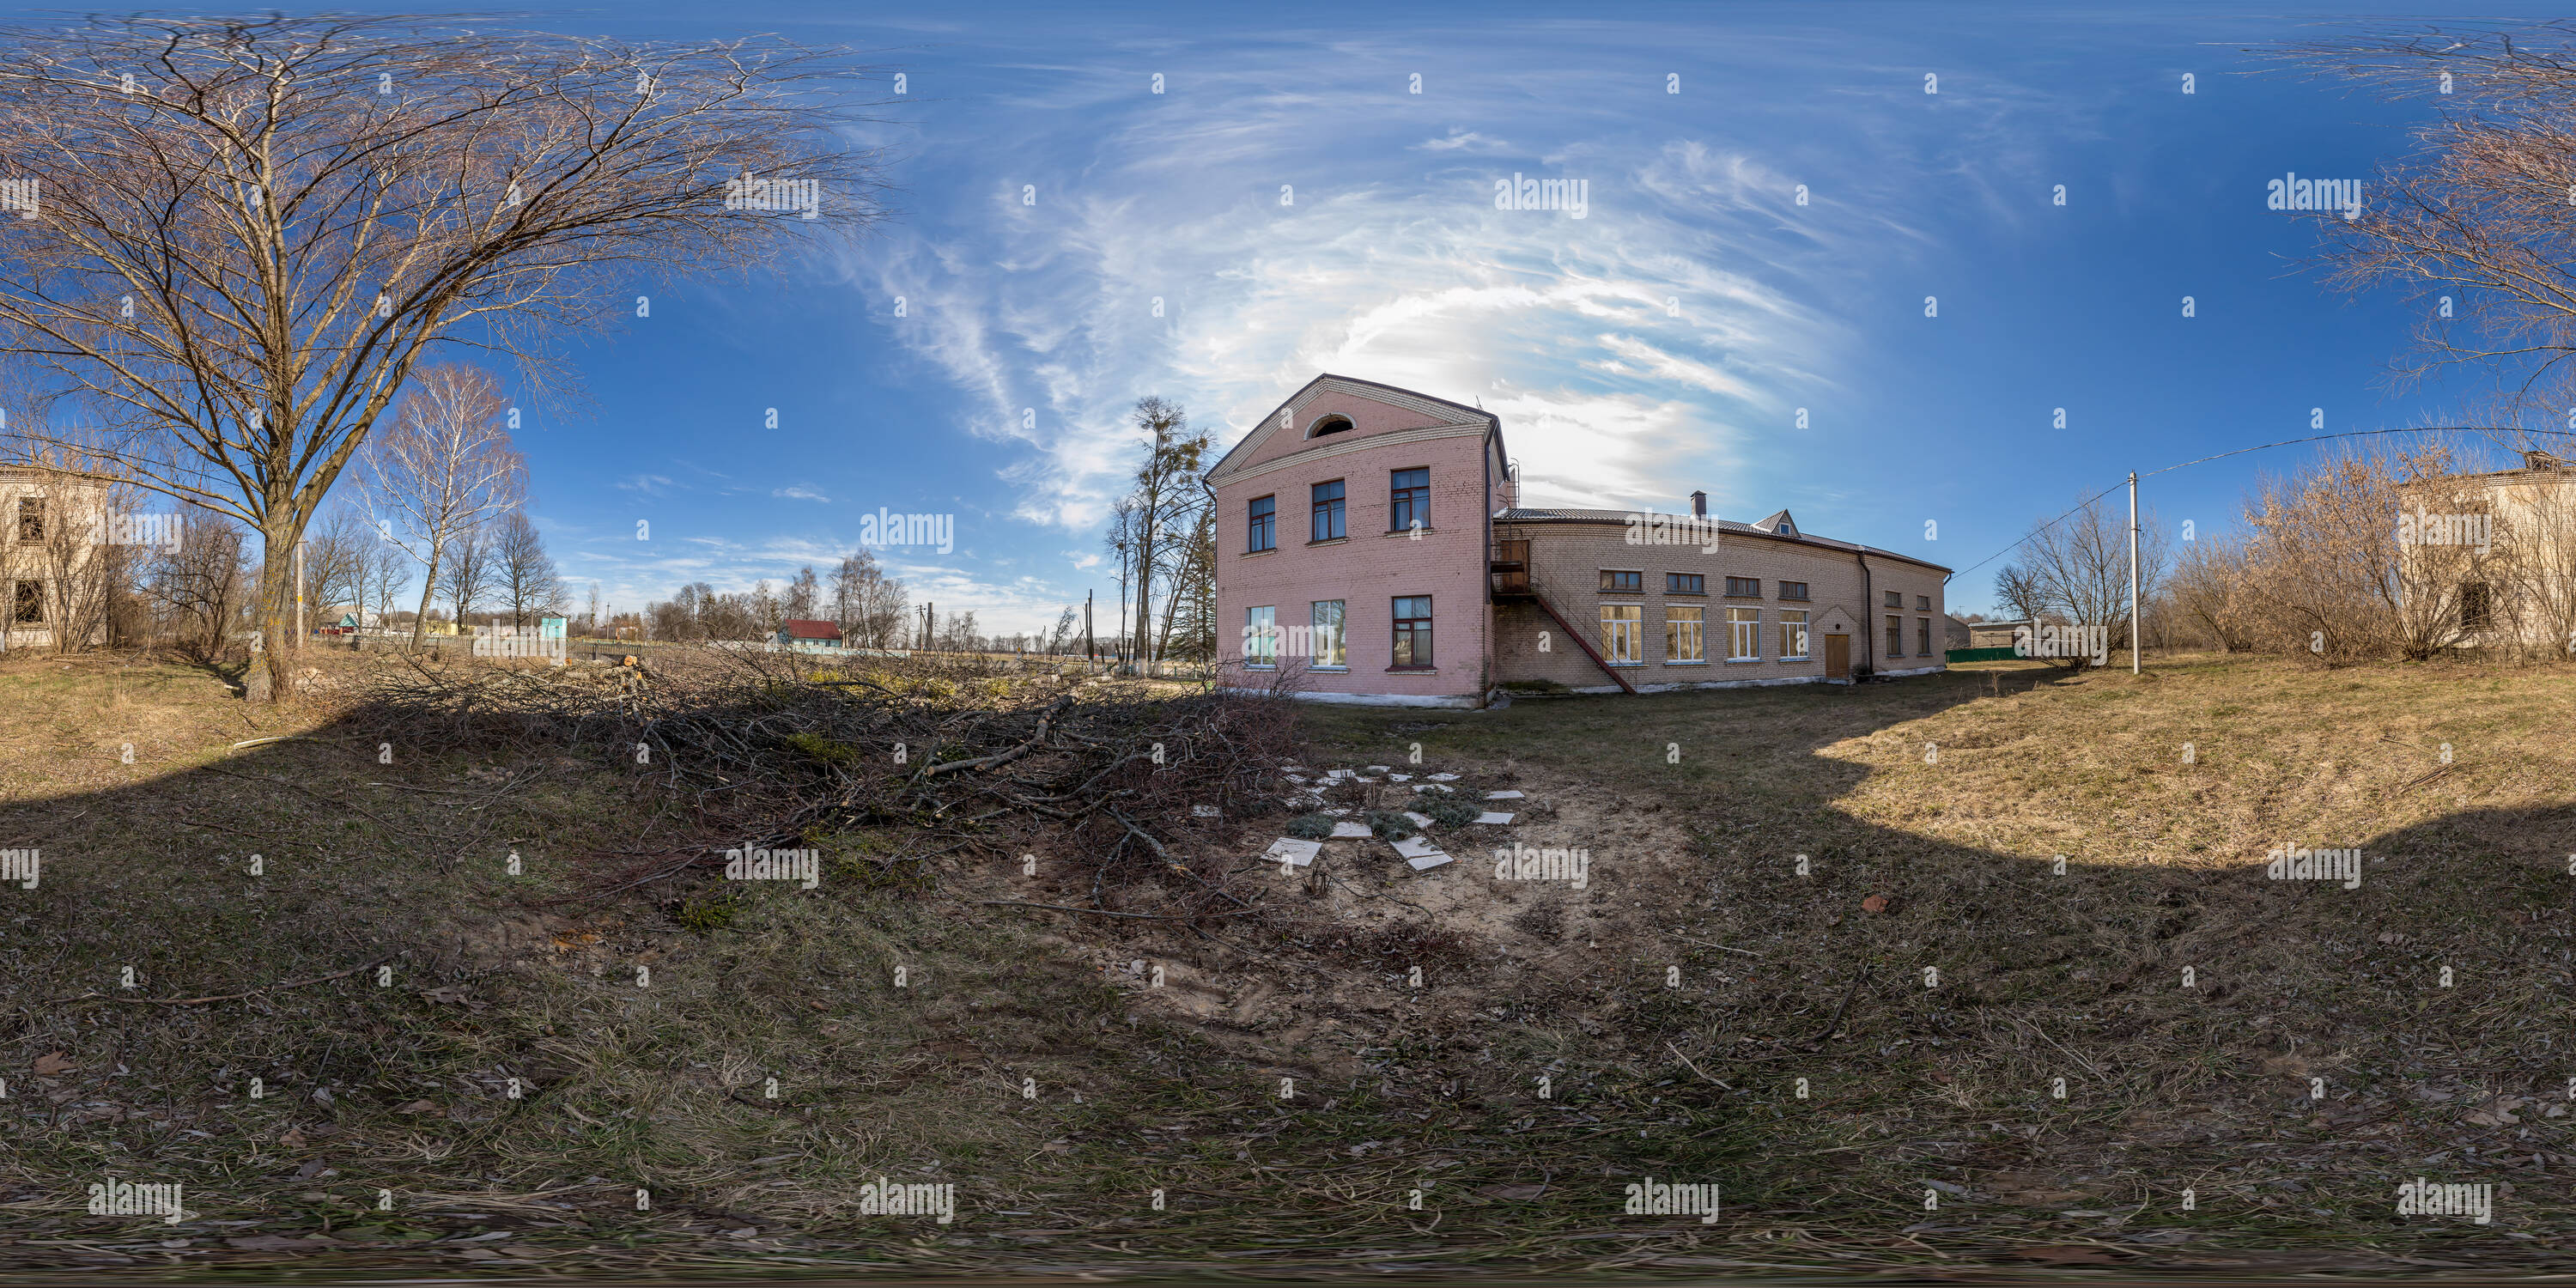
[410,538,445,650]
[252,522,298,702]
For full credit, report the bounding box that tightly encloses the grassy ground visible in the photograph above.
[0,647,2571,1279]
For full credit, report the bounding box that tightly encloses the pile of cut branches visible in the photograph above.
[335,647,1302,920]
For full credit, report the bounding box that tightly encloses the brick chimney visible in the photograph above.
[1689,490,1707,518]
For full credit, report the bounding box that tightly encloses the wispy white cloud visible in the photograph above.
[1417,128,1514,155]
[772,485,829,501]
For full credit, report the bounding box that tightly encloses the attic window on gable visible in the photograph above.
[1309,414,1353,438]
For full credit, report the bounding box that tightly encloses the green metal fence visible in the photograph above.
[1946,647,2020,663]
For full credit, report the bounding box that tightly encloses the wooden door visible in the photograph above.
[1824,633,1850,680]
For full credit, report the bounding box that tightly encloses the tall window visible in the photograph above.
[1247,495,1275,552]
[1885,615,1904,657]
[1392,596,1433,667]
[1311,481,1346,541]
[15,497,41,543]
[1667,573,1704,595]
[2460,581,2494,631]
[1917,617,1932,655]
[1726,576,1760,598]
[1666,606,1704,662]
[11,579,42,623]
[1779,580,1809,601]
[1780,609,1810,659]
[1389,468,1430,533]
[1311,600,1346,668]
[1601,604,1643,664]
[1244,606,1277,666]
[1599,569,1643,593]
[1728,607,1759,660]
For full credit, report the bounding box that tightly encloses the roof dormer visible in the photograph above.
[1754,508,1798,538]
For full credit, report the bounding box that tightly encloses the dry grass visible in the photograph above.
[2,647,2573,1278]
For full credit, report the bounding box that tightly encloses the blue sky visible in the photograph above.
[255,1,2573,626]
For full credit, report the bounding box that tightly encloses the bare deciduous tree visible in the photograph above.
[439,522,495,633]
[361,364,524,647]
[0,13,889,697]
[143,505,250,662]
[495,510,562,628]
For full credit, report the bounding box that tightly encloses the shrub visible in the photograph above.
[1365,810,1417,841]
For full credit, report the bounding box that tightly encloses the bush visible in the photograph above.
[1286,812,1334,841]
[1419,797,1482,829]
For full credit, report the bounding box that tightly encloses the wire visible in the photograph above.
[1944,425,2576,586]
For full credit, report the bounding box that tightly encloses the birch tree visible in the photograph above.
[361,363,522,647]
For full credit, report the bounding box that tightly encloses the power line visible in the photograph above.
[1946,425,2573,586]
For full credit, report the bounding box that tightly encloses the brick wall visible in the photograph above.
[1492,519,1947,690]
[1212,380,1505,704]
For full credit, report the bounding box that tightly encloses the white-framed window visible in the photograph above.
[1665,605,1704,662]
[1310,599,1346,669]
[1728,606,1759,661]
[1600,604,1643,665]
[1244,605,1277,667]
[1780,609,1810,660]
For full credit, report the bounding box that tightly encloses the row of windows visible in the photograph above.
[1603,605,1808,664]
[1244,596,1435,670]
[1885,591,1933,611]
[1245,469,1431,553]
[1601,571,1808,600]
[1600,606,1939,664]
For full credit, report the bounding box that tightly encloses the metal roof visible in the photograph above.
[1493,508,1952,573]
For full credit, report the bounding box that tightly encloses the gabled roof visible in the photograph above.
[1753,508,1797,536]
[1206,374,1504,484]
[778,618,842,639]
[1493,508,1950,574]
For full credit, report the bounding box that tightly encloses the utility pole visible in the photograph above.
[2128,471,2141,675]
[1084,590,1094,663]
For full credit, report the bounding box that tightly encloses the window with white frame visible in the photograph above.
[1310,600,1346,668]
[1600,604,1643,664]
[1245,605,1277,666]
[1665,605,1704,662]
[1728,606,1759,660]
[1780,609,1809,659]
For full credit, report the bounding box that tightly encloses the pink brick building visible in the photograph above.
[1208,374,1949,708]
